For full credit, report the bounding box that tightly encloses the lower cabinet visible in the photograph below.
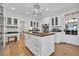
[63,35,79,46]
[30,35,41,55]
[55,32,62,43]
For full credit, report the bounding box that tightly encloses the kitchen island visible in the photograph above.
[24,32,55,56]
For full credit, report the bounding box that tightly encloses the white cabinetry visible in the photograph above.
[24,33,55,56]
[41,35,55,56]
[4,16,19,42]
[51,16,61,26]
[57,16,61,26]
[6,17,18,26]
[55,32,62,43]
[62,34,79,46]
[24,33,30,48]
[24,34,41,55]
[30,35,41,55]
[42,16,61,26]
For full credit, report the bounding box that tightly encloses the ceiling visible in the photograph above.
[3,3,79,19]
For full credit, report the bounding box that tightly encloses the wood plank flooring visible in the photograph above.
[1,33,79,56]
[53,43,79,56]
[2,33,33,56]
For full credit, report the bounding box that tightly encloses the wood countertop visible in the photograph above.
[24,32,55,37]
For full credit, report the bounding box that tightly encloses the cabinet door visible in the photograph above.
[24,34,30,48]
[14,18,18,25]
[7,17,12,25]
[52,18,54,25]
[30,35,41,55]
[48,35,55,54]
[37,22,38,27]
[34,22,35,27]
[30,21,33,27]
[55,32,62,43]
[55,17,58,25]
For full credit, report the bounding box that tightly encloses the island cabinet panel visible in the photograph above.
[41,35,55,56]
[29,35,41,55]
[55,32,62,43]
[24,34,30,48]
[24,33,55,56]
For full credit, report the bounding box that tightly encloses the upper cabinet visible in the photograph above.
[42,16,61,27]
[52,18,54,25]
[6,17,18,26]
[30,21,33,27]
[55,17,58,25]
[7,17,12,25]
[14,18,18,25]
[30,21,39,28]
[51,16,61,26]
[37,22,38,27]
[34,22,35,27]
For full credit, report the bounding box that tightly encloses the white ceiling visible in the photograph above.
[3,3,79,19]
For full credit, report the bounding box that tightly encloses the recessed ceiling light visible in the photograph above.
[46,8,49,11]
[25,12,29,15]
[11,7,15,10]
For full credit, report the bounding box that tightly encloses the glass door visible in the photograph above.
[14,18,18,25]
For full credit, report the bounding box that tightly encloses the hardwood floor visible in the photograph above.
[2,33,33,56]
[53,43,79,56]
[1,33,79,56]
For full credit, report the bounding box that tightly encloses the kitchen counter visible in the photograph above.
[24,32,55,56]
[24,32,55,37]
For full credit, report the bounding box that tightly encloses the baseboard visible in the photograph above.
[56,42,79,47]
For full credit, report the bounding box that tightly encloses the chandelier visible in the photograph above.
[32,3,41,16]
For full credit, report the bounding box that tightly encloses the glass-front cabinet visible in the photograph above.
[65,18,78,35]
[7,17,12,25]
[7,17,18,26]
[14,18,18,25]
